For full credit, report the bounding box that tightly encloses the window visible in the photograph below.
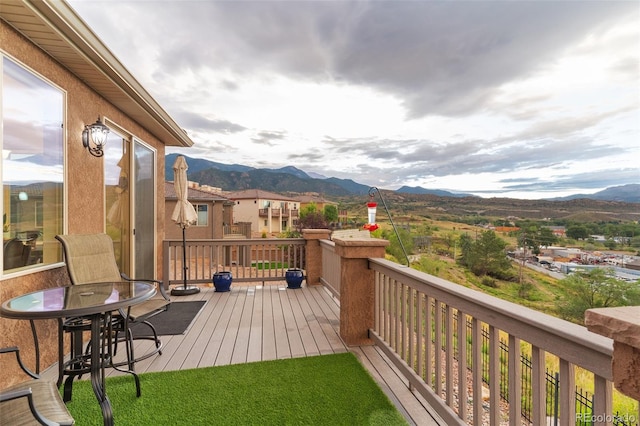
[2,56,64,274]
[194,204,208,226]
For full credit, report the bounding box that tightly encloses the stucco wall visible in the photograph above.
[1,21,168,388]
[165,200,226,240]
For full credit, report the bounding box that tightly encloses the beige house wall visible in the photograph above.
[165,200,226,240]
[232,197,298,235]
[0,20,169,385]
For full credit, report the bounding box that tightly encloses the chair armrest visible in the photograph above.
[121,273,170,301]
[0,387,60,426]
[0,387,32,403]
[1,346,38,379]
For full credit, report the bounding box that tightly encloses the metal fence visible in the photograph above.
[455,314,635,425]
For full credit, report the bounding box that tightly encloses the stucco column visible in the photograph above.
[333,237,389,346]
[585,306,640,401]
[302,229,332,286]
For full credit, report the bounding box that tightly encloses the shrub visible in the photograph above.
[482,276,497,288]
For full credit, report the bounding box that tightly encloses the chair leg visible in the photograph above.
[106,323,140,397]
[57,319,65,388]
[125,328,135,371]
[142,320,163,355]
[124,328,140,397]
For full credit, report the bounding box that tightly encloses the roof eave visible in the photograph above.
[1,0,193,148]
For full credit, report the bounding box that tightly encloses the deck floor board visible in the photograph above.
[45,283,443,425]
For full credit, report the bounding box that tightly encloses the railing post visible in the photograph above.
[586,306,640,404]
[333,236,388,346]
[302,229,332,286]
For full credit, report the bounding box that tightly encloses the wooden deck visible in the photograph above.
[44,283,443,425]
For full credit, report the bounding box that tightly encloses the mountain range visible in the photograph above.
[166,154,639,203]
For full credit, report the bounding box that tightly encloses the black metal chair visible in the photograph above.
[0,346,75,426]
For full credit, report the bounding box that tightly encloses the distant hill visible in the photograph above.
[324,177,370,195]
[549,184,640,203]
[166,154,365,196]
[396,185,475,198]
[166,154,639,203]
[167,154,253,175]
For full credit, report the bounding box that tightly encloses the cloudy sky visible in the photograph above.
[69,0,639,199]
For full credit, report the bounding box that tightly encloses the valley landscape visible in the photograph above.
[168,153,640,224]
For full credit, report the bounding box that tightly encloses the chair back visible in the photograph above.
[56,234,122,285]
[3,238,30,270]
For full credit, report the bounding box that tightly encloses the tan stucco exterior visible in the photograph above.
[165,182,232,240]
[1,1,193,388]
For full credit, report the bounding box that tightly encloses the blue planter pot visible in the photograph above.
[213,271,232,292]
[285,268,304,289]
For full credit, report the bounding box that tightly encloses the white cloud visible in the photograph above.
[69,0,640,199]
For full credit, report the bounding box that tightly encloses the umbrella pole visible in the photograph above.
[171,225,200,296]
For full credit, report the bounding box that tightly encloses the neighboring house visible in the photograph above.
[226,189,299,236]
[1,0,193,385]
[294,194,338,213]
[165,181,233,240]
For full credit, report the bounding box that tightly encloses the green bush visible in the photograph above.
[481,276,497,288]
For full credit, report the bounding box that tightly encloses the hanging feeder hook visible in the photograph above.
[368,187,410,266]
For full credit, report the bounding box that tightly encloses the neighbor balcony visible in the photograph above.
[41,231,639,425]
[258,207,299,218]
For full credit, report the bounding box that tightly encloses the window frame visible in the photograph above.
[193,203,208,227]
[1,54,66,278]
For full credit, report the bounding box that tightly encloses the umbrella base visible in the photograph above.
[171,286,201,296]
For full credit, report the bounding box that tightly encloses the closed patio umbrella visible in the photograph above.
[170,155,200,296]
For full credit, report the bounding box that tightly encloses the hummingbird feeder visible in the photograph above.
[363,199,379,231]
[366,187,410,266]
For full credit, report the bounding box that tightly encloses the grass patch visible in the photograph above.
[251,261,288,270]
[66,353,407,425]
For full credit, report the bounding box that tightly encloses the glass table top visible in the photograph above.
[1,281,155,319]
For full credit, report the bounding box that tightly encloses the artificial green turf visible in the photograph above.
[66,352,408,425]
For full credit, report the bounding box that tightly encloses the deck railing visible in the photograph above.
[162,238,305,286]
[367,258,617,426]
[159,235,629,425]
[319,239,340,298]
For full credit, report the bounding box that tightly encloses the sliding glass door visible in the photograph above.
[105,134,156,278]
[133,140,156,279]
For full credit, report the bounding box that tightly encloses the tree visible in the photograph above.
[538,227,558,248]
[442,232,458,257]
[472,231,512,277]
[459,230,512,279]
[323,204,338,223]
[297,202,328,230]
[566,224,589,240]
[458,233,475,268]
[382,227,413,265]
[520,226,558,256]
[558,268,640,323]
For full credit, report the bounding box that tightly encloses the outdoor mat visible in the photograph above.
[129,301,206,337]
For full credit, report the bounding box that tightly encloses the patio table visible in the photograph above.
[1,281,156,426]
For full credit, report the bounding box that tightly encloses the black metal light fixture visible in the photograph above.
[82,117,110,157]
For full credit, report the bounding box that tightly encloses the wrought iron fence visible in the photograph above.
[456,314,635,425]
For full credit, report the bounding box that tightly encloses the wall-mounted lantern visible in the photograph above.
[82,117,110,157]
